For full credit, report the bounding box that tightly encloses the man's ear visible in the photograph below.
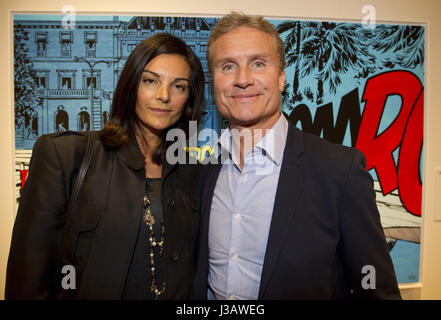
[279,70,286,92]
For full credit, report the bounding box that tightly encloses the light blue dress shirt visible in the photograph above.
[208,113,289,300]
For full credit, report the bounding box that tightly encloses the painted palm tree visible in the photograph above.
[14,25,41,131]
[276,21,304,105]
[370,25,424,69]
[300,21,374,105]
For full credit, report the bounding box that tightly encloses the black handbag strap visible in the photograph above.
[54,132,95,298]
[68,132,95,210]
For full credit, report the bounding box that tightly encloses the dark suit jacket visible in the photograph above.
[193,123,401,299]
[6,131,199,299]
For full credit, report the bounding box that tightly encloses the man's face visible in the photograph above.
[210,26,286,131]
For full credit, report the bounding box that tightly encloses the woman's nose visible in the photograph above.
[156,84,170,102]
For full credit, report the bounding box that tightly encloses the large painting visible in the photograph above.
[13,14,423,284]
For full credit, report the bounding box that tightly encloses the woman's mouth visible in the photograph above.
[149,107,171,115]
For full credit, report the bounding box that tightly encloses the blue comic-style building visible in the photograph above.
[14,16,223,149]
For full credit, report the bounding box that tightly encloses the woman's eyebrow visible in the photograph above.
[172,78,190,83]
[142,69,160,78]
[142,69,189,82]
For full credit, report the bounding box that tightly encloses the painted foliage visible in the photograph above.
[13,14,424,284]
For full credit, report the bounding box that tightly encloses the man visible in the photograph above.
[193,12,401,299]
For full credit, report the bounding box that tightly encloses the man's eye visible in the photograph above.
[222,64,235,71]
[254,61,265,68]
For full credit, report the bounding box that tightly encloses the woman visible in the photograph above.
[6,33,205,299]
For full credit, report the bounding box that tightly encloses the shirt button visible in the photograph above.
[167,198,175,207]
[232,254,238,261]
[235,213,241,220]
[229,295,236,300]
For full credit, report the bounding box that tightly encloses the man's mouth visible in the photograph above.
[231,93,261,101]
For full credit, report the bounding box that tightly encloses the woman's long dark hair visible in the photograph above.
[100,33,205,164]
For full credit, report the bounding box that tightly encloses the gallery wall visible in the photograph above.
[1,0,440,300]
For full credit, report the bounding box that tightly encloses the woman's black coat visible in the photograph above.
[5,131,199,299]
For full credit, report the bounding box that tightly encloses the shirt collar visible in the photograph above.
[215,112,288,167]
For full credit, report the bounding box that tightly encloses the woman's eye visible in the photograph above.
[143,78,156,84]
[174,84,187,91]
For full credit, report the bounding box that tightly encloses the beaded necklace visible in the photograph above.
[143,191,165,299]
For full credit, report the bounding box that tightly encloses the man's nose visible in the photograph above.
[156,83,170,102]
[233,67,254,89]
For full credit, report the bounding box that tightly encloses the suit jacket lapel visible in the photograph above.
[199,162,222,241]
[193,157,223,298]
[258,124,309,299]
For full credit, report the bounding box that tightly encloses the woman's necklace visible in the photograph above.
[143,191,165,299]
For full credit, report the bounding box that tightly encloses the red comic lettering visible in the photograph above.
[398,90,423,216]
[356,71,422,197]
[20,169,28,190]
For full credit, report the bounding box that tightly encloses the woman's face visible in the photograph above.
[135,53,191,133]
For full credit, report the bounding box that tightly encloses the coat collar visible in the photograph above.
[122,130,177,179]
[123,130,145,171]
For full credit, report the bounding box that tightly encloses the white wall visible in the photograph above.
[1,0,440,300]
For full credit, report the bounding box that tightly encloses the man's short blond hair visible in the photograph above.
[207,11,286,72]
